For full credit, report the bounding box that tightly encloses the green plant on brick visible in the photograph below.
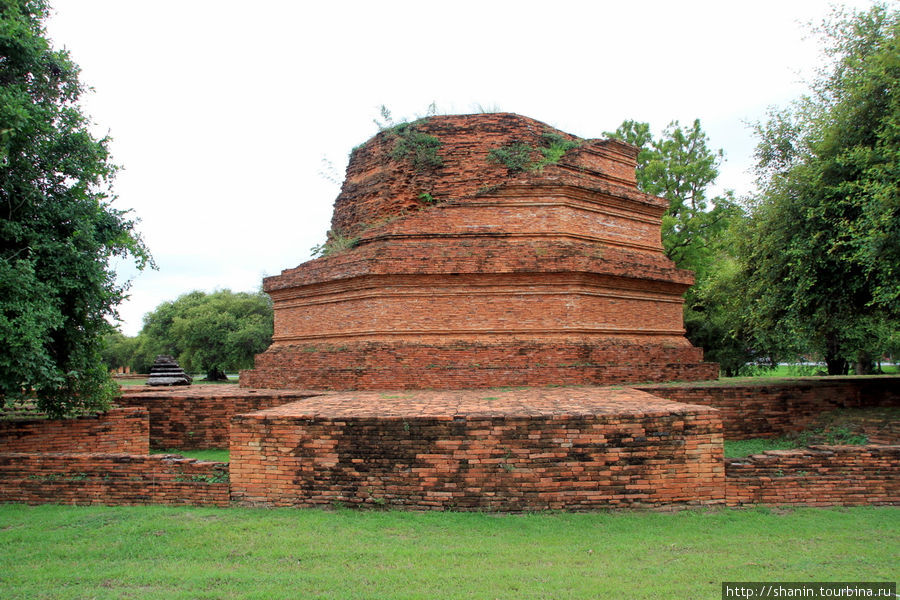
[389,122,443,171]
[310,229,360,258]
[538,132,580,164]
[487,131,581,173]
[487,142,534,172]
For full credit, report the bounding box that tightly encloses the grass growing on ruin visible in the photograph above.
[0,504,896,599]
[150,448,229,462]
[725,427,870,458]
[724,438,802,457]
[723,406,894,458]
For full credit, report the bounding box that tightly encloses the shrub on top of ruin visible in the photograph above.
[388,123,444,171]
[538,132,580,164]
[310,229,360,258]
[487,143,534,172]
[371,104,444,171]
[487,131,581,173]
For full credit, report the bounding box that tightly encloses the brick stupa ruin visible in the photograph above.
[240,113,718,390]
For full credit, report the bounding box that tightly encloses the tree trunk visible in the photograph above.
[854,350,874,375]
[206,368,228,381]
[824,332,848,375]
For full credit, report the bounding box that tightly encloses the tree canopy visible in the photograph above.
[0,0,150,416]
[117,290,273,381]
[605,119,750,375]
[604,119,740,278]
[741,3,900,374]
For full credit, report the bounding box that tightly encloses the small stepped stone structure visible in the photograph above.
[146,355,192,386]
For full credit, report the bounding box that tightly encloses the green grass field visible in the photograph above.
[723,364,899,379]
[0,504,895,599]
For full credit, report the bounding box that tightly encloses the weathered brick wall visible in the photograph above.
[0,453,229,507]
[242,340,717,390]
[265,272,690,345]
[725,445,899,506]
[636,377,900,439]
[230,389,725,510]
[116,386,324,449]
[0,407,149,454]
[268,239,690,293]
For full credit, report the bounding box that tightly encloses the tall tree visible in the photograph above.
[137,290,273,381]
[0,0,150,416]
[742,3,899,375]
[605,119,739,277]
[606,119,750,374]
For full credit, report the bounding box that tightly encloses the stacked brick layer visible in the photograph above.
[243,113,717,390]
[242,340,717,390]
[116,385,325,449]
[0,453,229,507]
[726,445,899,506]
[637,376,900,439]
[0,407,149,454]
[230,388,725,510]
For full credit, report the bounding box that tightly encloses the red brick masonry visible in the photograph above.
[0,453,229,507]
[726,445,899,506]
[230,388,725,510]
[637,376,900,439]
[0,407,149,454]
[116,386,326,449]
[1,379,896,509]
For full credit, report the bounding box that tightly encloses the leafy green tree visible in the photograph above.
[742,3,900,375]
[138,290,273,380]
[100,330,140,372]
[606,119,750,374]
[605,119,740,277]
[0,0,150,416]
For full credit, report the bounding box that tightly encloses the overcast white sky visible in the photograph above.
[45,0,876,335]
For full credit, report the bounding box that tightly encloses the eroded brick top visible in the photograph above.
[236,387,719,420]
[331,112,657,239]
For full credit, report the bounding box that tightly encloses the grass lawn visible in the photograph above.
[0,504,896,599]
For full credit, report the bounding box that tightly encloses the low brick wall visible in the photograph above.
[725,445,899,506]
[230,388,725,510]
[0,407,149,454]
[117,386,324,449]
[0,453,229,507]
[637,376,900,439]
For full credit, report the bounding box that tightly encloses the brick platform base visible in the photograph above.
[230,388,725,510]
